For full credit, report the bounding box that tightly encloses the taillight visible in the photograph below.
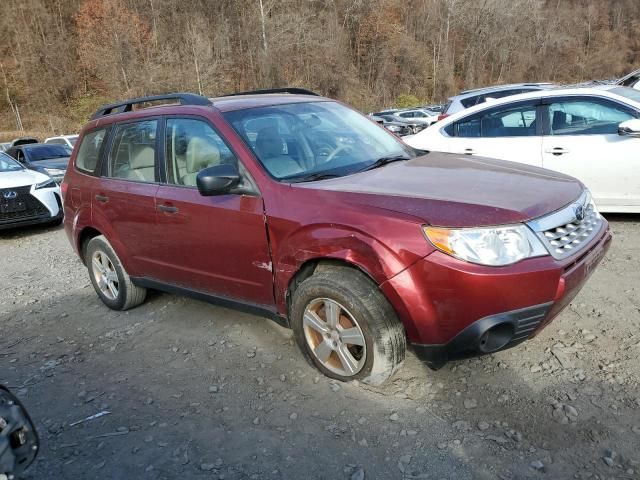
[437,113,449,121]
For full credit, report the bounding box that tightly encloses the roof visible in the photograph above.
[209,93,330,112]
[455,82,554,97]
[436,84,640,124]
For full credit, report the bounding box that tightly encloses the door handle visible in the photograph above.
[545,147,570,156]
[95,194,108,203]
[157,204,179,213]
[463,148,476,155]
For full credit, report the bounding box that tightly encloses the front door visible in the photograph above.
[152,116,274,306]
[541,97,640,209]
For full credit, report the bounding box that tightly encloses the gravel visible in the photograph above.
[1,217,640,479]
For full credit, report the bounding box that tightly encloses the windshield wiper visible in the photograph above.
[357,155,410,173]
[285,172,342,183]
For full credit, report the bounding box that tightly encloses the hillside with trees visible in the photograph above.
[1,0,639,136]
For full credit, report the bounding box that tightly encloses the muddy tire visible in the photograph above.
[85,235,146,311]
[290,265,406,385]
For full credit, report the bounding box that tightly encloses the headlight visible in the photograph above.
[44,168,65,176]
[423,224,548,266]
[35,179,57,190]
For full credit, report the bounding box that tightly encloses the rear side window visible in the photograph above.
[460,96,480,108]
[75,128,108,173]
[108,120,158,182]
[455,102,538,138]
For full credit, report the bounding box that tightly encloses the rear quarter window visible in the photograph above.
[75,128,109,174]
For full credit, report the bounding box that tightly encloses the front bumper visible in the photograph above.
[381,225,612,367]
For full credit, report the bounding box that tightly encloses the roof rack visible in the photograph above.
[91,93,211,120]
[221,87,320,97]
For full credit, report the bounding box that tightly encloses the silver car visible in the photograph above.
[441,83,554,118]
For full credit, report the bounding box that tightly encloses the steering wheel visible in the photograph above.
[323,144,354,164]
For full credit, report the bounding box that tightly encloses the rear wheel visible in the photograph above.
[290,265,406,385]
[85,235,146,310]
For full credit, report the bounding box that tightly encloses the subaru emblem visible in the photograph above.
[573,204,585,222]
[3,191,17,199]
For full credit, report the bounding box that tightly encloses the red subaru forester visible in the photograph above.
[62,89,611,384]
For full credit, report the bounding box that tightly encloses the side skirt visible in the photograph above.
[131,277,290,329]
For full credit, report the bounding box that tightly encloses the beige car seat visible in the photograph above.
[124,145,156,182]
[181,137,221,186]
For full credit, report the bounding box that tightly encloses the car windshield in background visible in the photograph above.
[223,101,415,181]
[26,145,72,161]
[68,136,79,146]
[0,152,23,172]
[611,86,640,104]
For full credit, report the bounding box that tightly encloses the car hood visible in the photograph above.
[298,152,584,227]
[0,169,49,188]
[31,158,69,170]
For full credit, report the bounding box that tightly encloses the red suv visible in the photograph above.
[62,89,611,384]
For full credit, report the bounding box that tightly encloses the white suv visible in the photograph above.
[44,134,79,149]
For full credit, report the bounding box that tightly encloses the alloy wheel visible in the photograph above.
[91,250,119,300]
[302,298,366,377]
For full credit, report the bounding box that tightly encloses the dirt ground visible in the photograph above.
[1,216,639,480]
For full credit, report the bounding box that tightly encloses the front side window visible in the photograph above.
[455,102,538,138]
[548,99,635,135]
[165,118,237,187]
[76,128,108,173]
[108,120,158,182]
[223,101,415,181]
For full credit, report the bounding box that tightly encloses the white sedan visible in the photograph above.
[0,152,63,230]
[404,85,640,212]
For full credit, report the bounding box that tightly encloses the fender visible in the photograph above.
[77,206,135,275]
[271,223,423,313]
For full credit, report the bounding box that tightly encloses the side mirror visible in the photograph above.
[618,118,640,137]
[0,386,39,476]
[196,164,241,196]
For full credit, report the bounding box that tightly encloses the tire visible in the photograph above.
[85,235,147,311]
[290,265,406,385]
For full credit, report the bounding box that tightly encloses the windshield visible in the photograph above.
[25,145,72,161]
[67,135,79,146]
[0,152,23,172]
[222,101,415,181]
[611,86,640,104]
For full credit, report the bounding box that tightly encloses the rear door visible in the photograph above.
[93,119,161,276]
[541,96,640,208]
[441,100,543,166]
[152,116,274,306]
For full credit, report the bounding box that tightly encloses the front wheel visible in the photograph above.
[290,265,406,385]
[85,235,147,311]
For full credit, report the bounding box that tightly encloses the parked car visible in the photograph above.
[392,108,439,127]
[439,83,554,120]
[44,134,79,149]
[404,85,640,213]
[368,115,413,136]
[377,114,425,134]
[617,68,640,90]
[0,152,63,230]
[63,90,610,384]
[6,143,72,183]
[10,137,39,147]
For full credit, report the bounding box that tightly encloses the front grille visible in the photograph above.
[527,191,603,260]
[0,185,50,222]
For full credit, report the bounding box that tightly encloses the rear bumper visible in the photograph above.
[381,224,612,366]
